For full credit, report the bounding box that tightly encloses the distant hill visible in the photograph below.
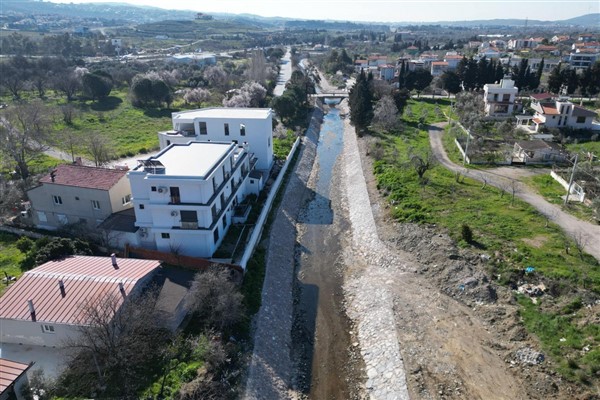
[2,1,599,29]
[420,14,599,28]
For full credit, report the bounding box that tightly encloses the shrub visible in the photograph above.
[461,224,473,243]
[15,236,34,253]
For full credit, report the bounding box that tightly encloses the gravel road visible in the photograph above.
[429,122,600,262]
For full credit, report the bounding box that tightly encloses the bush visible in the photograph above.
[15,236,34,253]
[461,224,473,243]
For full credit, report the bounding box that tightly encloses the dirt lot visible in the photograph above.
[353,134,599,400]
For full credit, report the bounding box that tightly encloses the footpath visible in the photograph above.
[429,122,600,262]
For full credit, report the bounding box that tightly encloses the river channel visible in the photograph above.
[293,99,360,399]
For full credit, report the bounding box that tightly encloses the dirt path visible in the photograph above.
[429,122,600,262]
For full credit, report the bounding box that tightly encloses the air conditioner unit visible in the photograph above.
[157,187,167,193]
[171,210,179,217]
[139,232,147,238]
[139,227,147,234]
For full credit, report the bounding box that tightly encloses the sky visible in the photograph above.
[47,0,599,24]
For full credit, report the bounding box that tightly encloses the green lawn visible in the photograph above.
[0,233,26,296]
[567,141,600,156]
[371,100,600,384]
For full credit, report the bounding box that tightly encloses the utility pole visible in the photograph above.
[565,153,579,204]
[463,129,471,165]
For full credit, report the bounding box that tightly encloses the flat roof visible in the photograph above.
[173,107,272,120]
[154,142,233,177]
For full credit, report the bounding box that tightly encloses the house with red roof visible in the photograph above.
[0,358,31,400]
[0,256,161,347]
[26,163,133,231]
[517,95,599,133]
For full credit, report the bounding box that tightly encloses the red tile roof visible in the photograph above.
[0,358,30,394]
[530,93,554,100]
[541,105,559,115]
[0,256,161,325]
[431,61,448,66]
[39,164,128,191]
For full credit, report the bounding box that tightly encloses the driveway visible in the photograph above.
[429,122,600,262]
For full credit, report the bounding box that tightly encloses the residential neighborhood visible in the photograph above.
[0,1,599,399]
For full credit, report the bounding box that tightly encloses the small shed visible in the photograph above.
[513,140,568,164]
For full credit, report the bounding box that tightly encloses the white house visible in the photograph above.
[568,51,599,70]
[158,108,274,172]
[0,256,161,347]
[169,53,216,66]
[518,96,599,133]
[26,163,133,231]
[483,78,518,117]
[128,141,254,258]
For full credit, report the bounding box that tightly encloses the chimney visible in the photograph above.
[58,279,66,297]
[118,282,126,297]
[111,253,118,269]
[50,170,56,182]
[27,299,36,321]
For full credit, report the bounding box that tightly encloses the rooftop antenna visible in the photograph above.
[524,17,528,30]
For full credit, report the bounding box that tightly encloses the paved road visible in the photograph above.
[429,122,600,262]
[273,47,292,97]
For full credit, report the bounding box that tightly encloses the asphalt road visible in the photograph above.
[429,122,600,262]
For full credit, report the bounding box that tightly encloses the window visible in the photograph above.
[122,194,131,205]
[161,233,170,239]
[199,121,208,135]
[268,137,271,147]
[224,123,229,136]
[576,116,586,123]
[41,324,55,334]
[151,186,157,192]
[240,124,245,136]
[213,229,219,244]
[250,179,255,184]
[57,214,68,225]
[222,215,227,229]
[75,196,80,201]
[170,187,181,204]
[37,211,47,222]
[52,195,62,205]
[166,140,171,146]
[139,204,145,210]
[91,200,101,210]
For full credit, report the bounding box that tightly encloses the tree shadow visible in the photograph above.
[90,96,123,111]
[143,108,176,118]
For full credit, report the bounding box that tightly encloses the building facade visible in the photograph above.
[158,108,274,172]
[483,78,518,117]
[26,164,132,230]
[128,141,253,258]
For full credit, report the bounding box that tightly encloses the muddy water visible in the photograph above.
[293,100,358,399]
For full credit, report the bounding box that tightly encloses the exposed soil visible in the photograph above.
[354,130,600,400]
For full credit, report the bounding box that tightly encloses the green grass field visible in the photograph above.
[0,233,26,296]
[371,99,600,384]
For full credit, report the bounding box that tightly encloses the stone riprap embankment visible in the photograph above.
[243,107,322,400]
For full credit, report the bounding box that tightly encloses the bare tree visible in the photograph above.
[572,230,589,261]
[59,288,169,398]
[373,95,398,131]
[53,70,81,101]
[60,103,78,125]
[86,133,114,166]
[203,65,227,89]
[0,100,52,180]
[56,129,83,163]
[186,268,244,332]
[408,151,436,183]
[245,50,268,85]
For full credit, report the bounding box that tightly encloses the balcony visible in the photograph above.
[181,221,198,230]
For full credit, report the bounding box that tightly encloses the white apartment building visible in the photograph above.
[483,78,518,117]
[158,108,274,172]
[128,141,254,258]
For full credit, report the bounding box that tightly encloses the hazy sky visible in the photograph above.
[48,0,599,23]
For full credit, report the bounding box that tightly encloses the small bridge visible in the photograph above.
[309,91,349,99]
